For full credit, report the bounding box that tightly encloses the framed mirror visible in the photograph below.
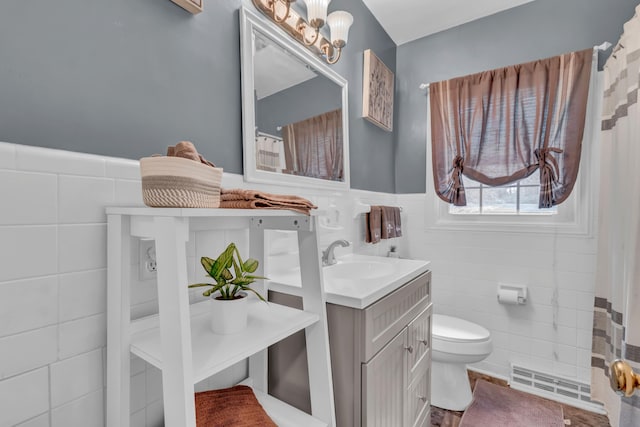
[240,7,350,190]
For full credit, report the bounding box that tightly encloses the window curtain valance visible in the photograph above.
[430,48,593,208]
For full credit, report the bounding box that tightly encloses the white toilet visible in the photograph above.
[431,314,493,411]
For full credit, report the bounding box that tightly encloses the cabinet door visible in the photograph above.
[407,304,432,382]
[361,329,407,427]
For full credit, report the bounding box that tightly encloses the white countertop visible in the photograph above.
[267,253,430,309]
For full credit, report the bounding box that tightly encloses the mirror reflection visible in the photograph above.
[251,29,346,183]
[243,7,348,186]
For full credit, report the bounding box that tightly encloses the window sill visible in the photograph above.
[428,215,592,236]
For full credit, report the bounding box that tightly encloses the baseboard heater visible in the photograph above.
[509,364,606,414]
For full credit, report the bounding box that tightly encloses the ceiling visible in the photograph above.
[361,0,537,46]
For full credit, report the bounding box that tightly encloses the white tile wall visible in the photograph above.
[115,179,145,205]
[15,413,50,427]
[0,141,601,424]
[0,276,58,336]
[145,366,163,405]
[106,158,141,180]
[0,170,57,225]
[0,226,58,282]
[0,326,57,380]
[58,313,106,359]
[130,372,147,415]
[50,349,103,408]
[399,192,599,383]
[15,145,106,176]
[145,400,164,427]
[58,224,107,273]
[0,142,408,425]
[0,367,49,426]
[130,410,146,427]
[0,142,17,169]
[58,269,106,322]
[58,175,115,224]
[51,389,104,427]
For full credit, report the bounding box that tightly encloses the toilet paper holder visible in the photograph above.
[497,284,528,305]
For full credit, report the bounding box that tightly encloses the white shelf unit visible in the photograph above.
[106,208,336,427]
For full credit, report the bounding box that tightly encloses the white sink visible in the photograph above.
[324,260,394,281]
[268,253,430,309]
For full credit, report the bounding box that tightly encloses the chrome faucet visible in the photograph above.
[322,239,350,266]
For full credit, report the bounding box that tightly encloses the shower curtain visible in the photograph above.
[591,5,640,426]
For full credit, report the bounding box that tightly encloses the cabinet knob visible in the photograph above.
[417,395,428,402]
[404,345,414,353]
[418,339,428,346]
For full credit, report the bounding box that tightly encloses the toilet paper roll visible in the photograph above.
[497,289,520,305]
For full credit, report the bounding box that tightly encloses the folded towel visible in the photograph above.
[365,206,382,243]
[195,385,276,427]
[219,188,317,215]
[164,140,216,167]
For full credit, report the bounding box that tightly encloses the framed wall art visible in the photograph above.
[362,49,394,132]
[171,0,203,14]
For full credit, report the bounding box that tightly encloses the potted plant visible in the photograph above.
[189,242,267,334]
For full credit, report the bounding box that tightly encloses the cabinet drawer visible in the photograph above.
[406,360,430,427]
[362,271,431,361]
[407,304,432,383]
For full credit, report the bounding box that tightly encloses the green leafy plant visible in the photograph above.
[188,242,267,302]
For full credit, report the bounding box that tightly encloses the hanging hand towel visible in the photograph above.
[394,206,402,237]
[365,206,382,243]
[380,206,397,239]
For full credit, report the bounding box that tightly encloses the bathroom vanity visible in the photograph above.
[269,255,432,427]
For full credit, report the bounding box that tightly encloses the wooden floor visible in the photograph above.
[430,371,611,427]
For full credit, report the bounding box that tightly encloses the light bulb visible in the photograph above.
[327,10,353,48]
[303,0,331,29]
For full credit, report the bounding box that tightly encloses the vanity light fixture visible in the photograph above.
[252,0,353,64]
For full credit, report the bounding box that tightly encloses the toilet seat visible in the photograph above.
[432,314,492,356]
[433,314,491,342]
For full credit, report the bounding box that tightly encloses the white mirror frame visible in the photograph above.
[240,6,350,190]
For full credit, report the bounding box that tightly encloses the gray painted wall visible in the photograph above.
[329,0,397,193]
[394,0,639,193]
[0,0,396,192]
[0,0,244,171]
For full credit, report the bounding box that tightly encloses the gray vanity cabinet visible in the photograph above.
[269,270,432,427]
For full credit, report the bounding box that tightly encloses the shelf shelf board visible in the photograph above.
[252,387,328,427]
[130,299,319,384]
[106,206,314,217]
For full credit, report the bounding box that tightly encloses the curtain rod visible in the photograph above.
[418,43,611,91]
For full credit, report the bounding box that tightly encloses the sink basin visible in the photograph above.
[324,260,394,281]
[268,253,430,309]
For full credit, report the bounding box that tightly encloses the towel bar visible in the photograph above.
[353,202,402,219]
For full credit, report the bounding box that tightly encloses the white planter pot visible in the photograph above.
[210,291,248,334]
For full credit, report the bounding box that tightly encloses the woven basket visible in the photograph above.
[140,156,223,208]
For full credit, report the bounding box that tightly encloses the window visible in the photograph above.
[429,49,593,209]
[449,170,558,215]
[425,48,600,236]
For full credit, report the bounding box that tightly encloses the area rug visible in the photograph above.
[459,379,565,427]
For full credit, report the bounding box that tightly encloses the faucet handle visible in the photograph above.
[322,239,351,266]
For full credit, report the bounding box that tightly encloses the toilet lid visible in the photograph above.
[432,314,491,343]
